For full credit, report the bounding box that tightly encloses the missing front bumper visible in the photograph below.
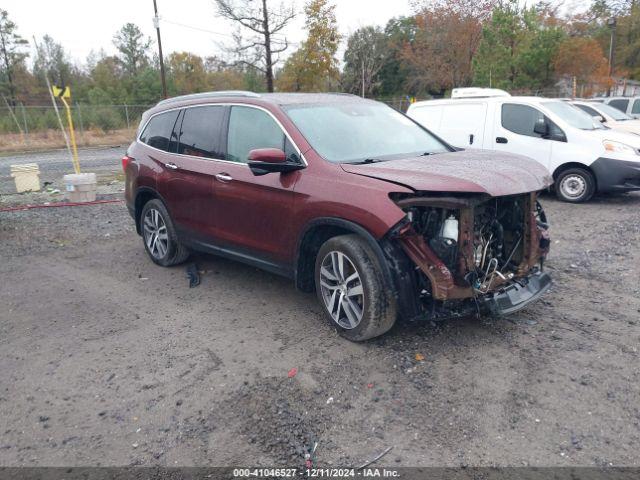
[481,271,552,316]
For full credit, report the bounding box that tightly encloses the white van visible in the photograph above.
[407,90,640,202]
[599,96,640,119]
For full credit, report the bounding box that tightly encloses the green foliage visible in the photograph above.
[472,1,566,91]
[113,23,152,76]
[342,26,389,96]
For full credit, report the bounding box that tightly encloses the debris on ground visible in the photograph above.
[356,446,393,469]
[186,262,200,288]
[288,367,298,378]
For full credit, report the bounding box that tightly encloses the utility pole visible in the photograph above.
[607,17,617,97]
[153,0,168,98]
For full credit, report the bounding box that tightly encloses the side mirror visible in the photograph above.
[533,118,549,137]
[593,114,605,123]
[247,148,305,176]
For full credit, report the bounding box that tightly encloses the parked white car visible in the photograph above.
[571,100,640,135]
[407,89,640,202]
[597,96,640,119]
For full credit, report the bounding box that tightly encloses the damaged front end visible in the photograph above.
[384,192,551,321]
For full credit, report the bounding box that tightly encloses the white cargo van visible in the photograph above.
[407,89,640,202]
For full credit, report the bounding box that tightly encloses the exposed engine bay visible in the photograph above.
[389,192,551,320]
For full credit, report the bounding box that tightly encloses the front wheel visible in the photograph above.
[315,234,396,342]
[555,168,596,203]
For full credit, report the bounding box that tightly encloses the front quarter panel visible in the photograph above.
[291,155,411,243]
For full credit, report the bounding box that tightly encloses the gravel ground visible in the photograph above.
[0,187,639,468]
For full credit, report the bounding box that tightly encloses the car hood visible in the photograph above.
[340,150,553,196]
[609,120,640,136]
[590,127,640,146]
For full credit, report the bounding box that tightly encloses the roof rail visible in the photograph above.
[451,87,511,99]
[156,90,260,106]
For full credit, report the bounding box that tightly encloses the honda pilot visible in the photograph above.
[124,92,552,341]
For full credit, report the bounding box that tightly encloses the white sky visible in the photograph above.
[4,0,414,67]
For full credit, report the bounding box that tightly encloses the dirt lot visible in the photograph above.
[1,184,639,468]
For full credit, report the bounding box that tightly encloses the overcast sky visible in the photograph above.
[4,0,414,66]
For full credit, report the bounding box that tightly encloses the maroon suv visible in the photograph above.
[124,91,552,341]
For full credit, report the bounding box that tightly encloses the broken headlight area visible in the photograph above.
[387,192,551,320]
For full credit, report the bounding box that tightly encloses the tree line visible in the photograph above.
[1,0,639,113]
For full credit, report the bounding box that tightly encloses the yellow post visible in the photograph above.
[60,97,80,174]
[53,86,80,174]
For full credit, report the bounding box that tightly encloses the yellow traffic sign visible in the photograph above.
[52,86,70,98]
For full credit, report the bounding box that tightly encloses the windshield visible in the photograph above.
[593,102,634,121]
[284,102,450,163]
[542,101,600,130]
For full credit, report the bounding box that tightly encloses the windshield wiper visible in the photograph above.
[345,158,381,164]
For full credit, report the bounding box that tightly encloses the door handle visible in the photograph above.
[215,173,233,182]
[496,137,508,144]
[469,134,474,145]
[165,162,178,170]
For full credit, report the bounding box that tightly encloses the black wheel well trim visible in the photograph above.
[552,162,597,189]
[294,217,397,295]
[133,187,171,235]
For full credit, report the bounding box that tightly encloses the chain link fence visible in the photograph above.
[0,104,152,136]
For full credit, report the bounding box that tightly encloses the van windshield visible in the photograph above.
[284,102,450,163]
[543,101,601,130]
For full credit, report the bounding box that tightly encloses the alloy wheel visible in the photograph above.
[319,251,365,329]
[143,208,169,260]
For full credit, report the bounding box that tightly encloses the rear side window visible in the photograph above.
[226,106,288,163]
[609,99,629,112]
[176,106,225,159]
[632,100,640,114]
[501,104,545,137]
[139,110,180,151]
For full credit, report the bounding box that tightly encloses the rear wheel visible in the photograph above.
[315,234,396,341]
[140,199,189,266]
[555,167,596,203]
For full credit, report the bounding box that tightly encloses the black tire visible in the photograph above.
[555,167,596,203]
[140,199,189,266]
[314,234,397,341]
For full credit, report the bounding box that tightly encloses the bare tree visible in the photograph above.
[214,0,296,92]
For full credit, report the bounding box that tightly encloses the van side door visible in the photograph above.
[438,102,487,148]
[493,102,554,170]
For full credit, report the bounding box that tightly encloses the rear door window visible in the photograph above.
[139,110,180,151]
[176,106,226,159]
[609,99,630,112]
[632,100,640,114]
[226,106,289,163]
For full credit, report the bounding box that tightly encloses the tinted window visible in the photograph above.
[609,99,629,112]
[140,110,180,151]
[501,103,565,140]
[574,104,600,117]
[227,106,288,163]
[176,106,225,158]
[633,100,640,114]
[501,104,545,137]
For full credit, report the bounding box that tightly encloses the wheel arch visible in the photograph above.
[552,162,598,189]
[294,218,396,297]
[134,187,167,235]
